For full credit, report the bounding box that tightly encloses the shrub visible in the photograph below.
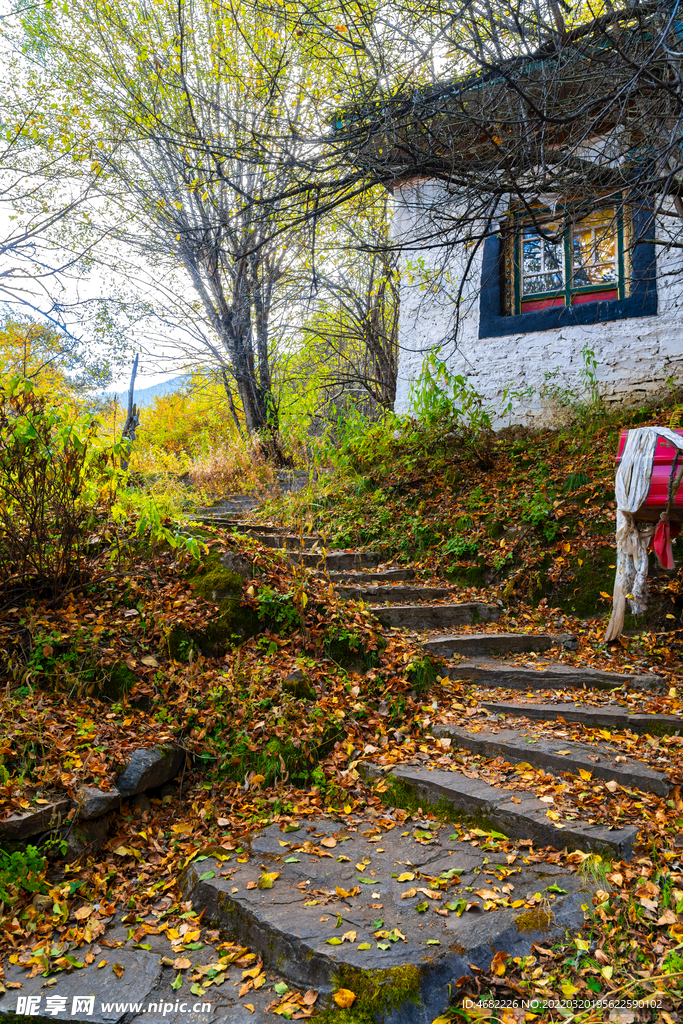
[0,845,47,905]
[0,378,121,597]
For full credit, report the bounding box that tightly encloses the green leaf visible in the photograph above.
[356,877,375,884]
[197,870,215,881]
[546,884,568,894]
[326,937,343,945]
[372,918,383,930]
[358,943,371,950]
[376,943,390,950]
[190,983,205,996]
[415,901,429,913]
[284,825,300,833]
[426,939,440,945]
[336,913,342,928]
[171,972,182,991]
[274,982,290,995]
[414,830,433,840]
[133,943,151,951]
[184,943,204,950]
[445,899,467,916]
[284,857,300,864]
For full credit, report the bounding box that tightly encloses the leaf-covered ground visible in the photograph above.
[2,404,683,1021]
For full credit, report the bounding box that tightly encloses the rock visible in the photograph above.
[0,799,72,842]
[558,633,579,650]
[219,550,256,581]
[116,746,184,799]
[63,816,110,861]
[131,793,152,816]
[76,786,121,821]
[282,670,316,701]
[0,947,163,1022]
[181,818,589,1022]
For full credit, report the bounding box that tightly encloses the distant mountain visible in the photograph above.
[110,375,188,409]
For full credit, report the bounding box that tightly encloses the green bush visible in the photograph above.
[0,377,121,597]
[0,845,47,905]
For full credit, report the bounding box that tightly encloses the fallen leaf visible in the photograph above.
[333,989,356,1008]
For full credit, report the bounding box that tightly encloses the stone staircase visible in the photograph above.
[175,514,683,1022]
[205,517,677,858]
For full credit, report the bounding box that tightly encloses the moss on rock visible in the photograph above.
[316,964,422,1023]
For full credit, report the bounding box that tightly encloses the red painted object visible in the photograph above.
[616,429,683,521]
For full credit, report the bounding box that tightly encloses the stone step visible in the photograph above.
[431,723,671,796]
[198,518,287,533]
[372,603,500,629]
[483,700,683,736]
[258,534,323,550]
[366,763,637,858]
[424,632,555,658]
[181,817,589,1023]
[337,584,455,603]
[448,659,661,692]
[289,550,381,570]
[323,567,416,583]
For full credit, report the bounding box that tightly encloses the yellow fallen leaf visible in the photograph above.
[491,950,507,976]
[251,774,265,787]
[601,965,613,980]
[97,960,108,969]
[253,974,266,990]
[397,872,415,882]
[244,1005,254,1014]
[400,888,418,899]
[242,966,262,980]
[341,931,356,943]
[272,1004,299,1017]
[334,989,356,1009]
[578,769,592,781]
[74,905,93,921]
[321,837,337,848]
[258,871,280,890]
[173,958,191,970]
[140,655,159,667]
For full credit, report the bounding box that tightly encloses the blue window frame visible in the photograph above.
[478,205,657,339]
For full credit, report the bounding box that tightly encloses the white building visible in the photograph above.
[392,180,683,426]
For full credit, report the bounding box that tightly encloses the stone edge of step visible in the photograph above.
[430,723,672,796]
[481,701,683,735]
[359,761,638,858]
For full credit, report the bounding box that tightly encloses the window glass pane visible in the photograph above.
[521,222,564,295]
[571,209,617,287]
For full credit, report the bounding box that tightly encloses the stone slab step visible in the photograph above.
[483,700,683,736]
[337,585,455,603]
[368,763,637,858]
[181,818,588,1023]
[289,550,381,569]
[0,798,71,842]
[424,633,555,658]
[323,567,416,583]
[448,659,661,692]
[259,534,322,550]
[220,521,289,534]
[431,724,671,796]
[373,603,500,629]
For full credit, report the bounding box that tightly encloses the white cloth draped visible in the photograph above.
[605,426,683,641]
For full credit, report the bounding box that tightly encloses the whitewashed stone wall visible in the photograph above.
[393,181,683,427]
